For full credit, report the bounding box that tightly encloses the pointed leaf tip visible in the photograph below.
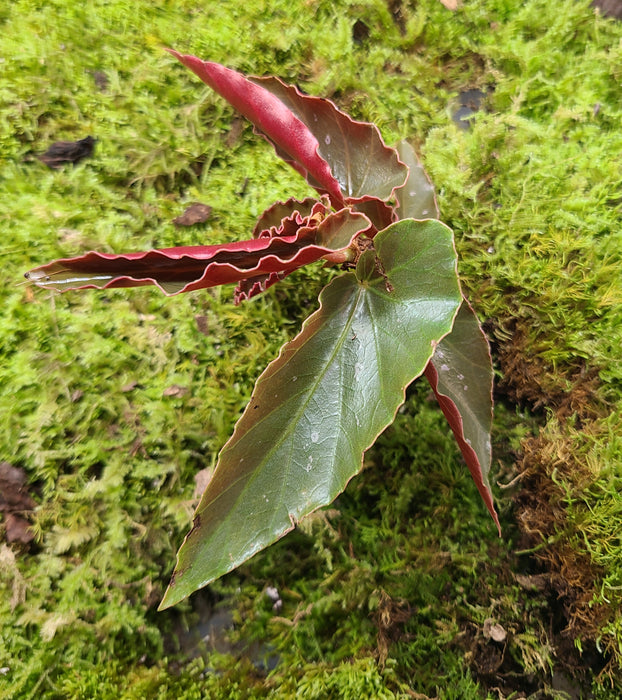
[425,301,501,535]
[167,49,344,205]
[161,219,462,607]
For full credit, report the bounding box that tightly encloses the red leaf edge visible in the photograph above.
[167,50,345,206]
[424,360,501,535]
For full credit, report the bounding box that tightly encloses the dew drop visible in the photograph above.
[304,455,313,472]
[457,373,464,380]
[292,376,297,382]
[311,431,319,443]
[422,209,429,216]
[440,363,450,372]
[324,134,331,145]
[463,385,468,391]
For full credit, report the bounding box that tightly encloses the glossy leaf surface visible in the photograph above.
[253,77,407,201]
[424,301,500,533]
[394,140,439,220]
[160,219,461,608]
[394,140,498,531]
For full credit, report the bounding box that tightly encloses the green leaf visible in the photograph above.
[425,301,500,533]
[160,219,461,609]
[394,140,439,220]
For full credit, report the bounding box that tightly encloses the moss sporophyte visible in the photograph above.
[26,50,499,609]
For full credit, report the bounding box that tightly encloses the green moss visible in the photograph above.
[1,0,622,696]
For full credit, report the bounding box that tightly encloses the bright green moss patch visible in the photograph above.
[1,0,622,697]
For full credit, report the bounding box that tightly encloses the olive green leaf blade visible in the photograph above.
[394,140,439,220]
[425,301,501,533]
[160,219,461,609]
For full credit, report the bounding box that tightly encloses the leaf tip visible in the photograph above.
[157,566,187,610]
[164,47,181,60]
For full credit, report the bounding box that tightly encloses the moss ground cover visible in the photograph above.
[1,0,621,697]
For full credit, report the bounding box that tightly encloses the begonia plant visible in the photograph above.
[26,51,500,609]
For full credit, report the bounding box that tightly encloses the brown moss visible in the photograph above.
[516,430,607,633]
[492,320,620,679]
[495,321,604,422]
[373,589,413,667]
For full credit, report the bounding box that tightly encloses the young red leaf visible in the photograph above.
[236,207,370,302]
[168,51,407,205]
[25,210,370,296]
[252,197,323,239]
[167,50,345,206]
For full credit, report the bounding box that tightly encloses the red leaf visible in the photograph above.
[168,50,345,206]
[251,197,322,238]
[25,209,370,297]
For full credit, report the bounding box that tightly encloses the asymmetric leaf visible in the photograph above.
[424,301,500,533]
[168,51,407,204]
[160,219,461,608]
[393,140,498,530]
[253,77,408,201]
[168,50,345,205]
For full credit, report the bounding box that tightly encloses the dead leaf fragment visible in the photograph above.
[483,618,507,643]
[91,70,109,91]
[438,0,461,9]
[4,514,34,545]
[0,463,36,546]
[37,136,96,169]
[163,384,189,398]
[352,19,370,44]
[173,203,212,227]
[0,463,36,512]
[515,573,550,592]
[195,315,209,336]
[592,0,622,19]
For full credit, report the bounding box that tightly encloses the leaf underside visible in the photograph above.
[25,209,370,296]
[160,219,461,608]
